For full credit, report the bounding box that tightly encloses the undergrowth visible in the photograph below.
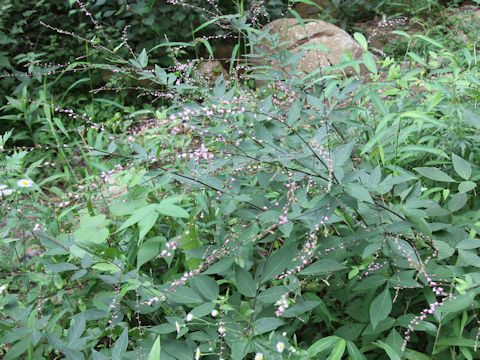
[1,1,480,359]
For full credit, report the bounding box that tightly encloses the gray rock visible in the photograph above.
[260,18,363,75]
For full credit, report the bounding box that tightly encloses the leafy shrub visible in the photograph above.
[1,1,480,360]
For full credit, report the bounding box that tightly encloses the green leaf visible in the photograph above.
[463,109,480,128]
[74,214,109,245]
[253,317,285,335]
[413,34,443,48]
[353,32,368,51]
[190,275,219,301]
[307,336,341,356]
[147,336,161,360]
[301,259,347,275]
[138,211,160,243]
[347,341,367,360]
[260,243,296,282]
[456,239,480,250]
[112,327,128,360]
[235,266,257,297]
[448,192,467,213]
[137,237,163,269]
[407,52,427,67]
[283,300,320,317]
[452,154,472,180]
[92,263,120,273]
[373,340,401,360]
[119,204,157,231]
[156,200,189,218]
[458,250,480,268]
[362,52,377,74]
[328,339,346,360]
[414,167,455,182]
[370,286,392,330]
[257,286,289,304]
[179,224,202,270]
[346,183,374,204]
[138,48,148,68]
[168,286,203,304]
[459,181,476,193]
[190,302,216,318]
[404,349,430,360]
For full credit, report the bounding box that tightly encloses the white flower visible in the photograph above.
[276,341,285,353]
[175,321,181,334]
[211,309,218,317]
[1,189,13,196]
[195,347,201,360]
[0,284,6,295]
[17,179,33,188]
[0,184,13,197]
[254,353,263,360]
[218,326,226,334]
[186,313,193,322]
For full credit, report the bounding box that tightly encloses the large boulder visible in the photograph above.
[259,18,363,75]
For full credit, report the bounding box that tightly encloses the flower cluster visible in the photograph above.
[275,292,290,316]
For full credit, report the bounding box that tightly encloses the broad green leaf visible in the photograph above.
[370,286,392,330]
[404,349,430,360]
[456,239,480,250]
[300,259,346,275]
[448,192,467,213]
[119,204,157,231]
[370,92,388,116]
[353,32,368,51]
[373,341,401,360]
[260,243,296,282]
[190,275,219,301]
[112,327,128,360]
[147,336,161,360]
[190,302,216,318]
[362,52,377,74]
[156,200,189,218]
[346,183,374,204]
[257,286,289,304]
[452,154,472,180]
[235,266,257,297]
[253,317,285,335]
[138,211,160,243]
[283,300,320,317]
[92,263,120,273]
[347,341,367,360]
[307,336,341,356]
[463,109,480,128]
[459,181,476,193]
[458,250,480,268]
[414,167,455,182]
[328,339,346,360]
[169,286,203,304]
[137,237,163,269]
[407,52,427,67]
[179,224,202,270]
[138,48,148,68]
[74,214,109,245]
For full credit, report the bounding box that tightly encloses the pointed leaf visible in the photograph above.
[370,286,392,330]
[452,154,472,180]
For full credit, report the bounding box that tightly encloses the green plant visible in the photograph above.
[1,1,480,360]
